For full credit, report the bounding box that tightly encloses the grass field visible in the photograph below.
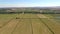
[0,14,60,34]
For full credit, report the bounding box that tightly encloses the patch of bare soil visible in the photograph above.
[37,14,49,18]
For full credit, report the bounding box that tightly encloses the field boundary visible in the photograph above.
[29,19,33,34]
[11,19,21,34]
[37,14,54,34]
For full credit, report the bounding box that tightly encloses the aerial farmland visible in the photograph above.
[0,7,60,34]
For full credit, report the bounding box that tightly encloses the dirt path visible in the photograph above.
[31,19,52,34]
[0,19,20,34]
[12,19,32,34]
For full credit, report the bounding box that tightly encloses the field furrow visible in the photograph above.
[31,19,52,34]
[0,14,60,34]
[0,19,20,34]
[12,19,32,34]
[0,14,17,27]
[40,18,60,34]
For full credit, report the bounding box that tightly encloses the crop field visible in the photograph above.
[44,14,60,22]
[0,13,60,34]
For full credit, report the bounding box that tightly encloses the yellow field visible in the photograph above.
[0,14,60,34]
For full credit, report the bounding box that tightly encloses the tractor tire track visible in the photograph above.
[0,18,14,28]
[37,14,54,34]
[0,19,20,34]
[0,14,17,28]
[11,19,21,34]
[12,19,32,34]
[39,18,54,34]
[11,14,25,34]
[29,18,33,34]
[42,18,60,34]
[12,14,32,34]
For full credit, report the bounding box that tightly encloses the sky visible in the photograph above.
[0,0,60,7]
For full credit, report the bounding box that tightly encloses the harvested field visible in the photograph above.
[0,14,60,34]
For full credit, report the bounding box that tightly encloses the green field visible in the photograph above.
[0,14,60,34]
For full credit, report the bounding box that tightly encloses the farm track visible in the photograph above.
[31,19,52,34]
[0,18,14,28]
[41,18,60,34]
[12,19,32,34]
[0,14,22,34]
[29,18,33,34]
[0,19,21,34]
[37,14,54,34]
[39,18,54,34]
[11,14,32,34]
[12,14,52,34]
[37,14,60,34]
[0,14,17,28]
[11,19,21,34]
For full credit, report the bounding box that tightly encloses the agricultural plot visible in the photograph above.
[0,14,60,34]
[40,18,60,34]
[0,14,17,28]
[44,14,60,22]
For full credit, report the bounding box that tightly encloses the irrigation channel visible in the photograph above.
[0,14,60,34]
